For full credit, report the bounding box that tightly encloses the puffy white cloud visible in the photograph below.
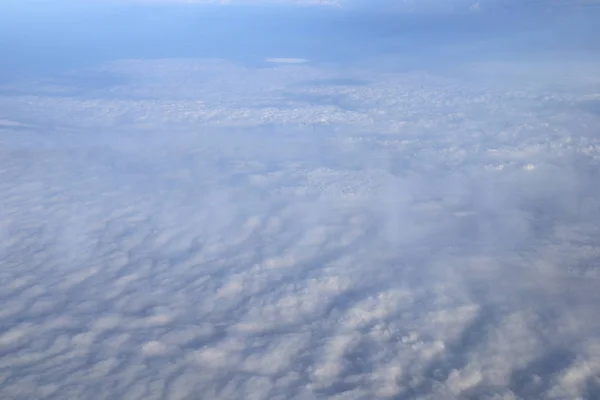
[1,23,600,400]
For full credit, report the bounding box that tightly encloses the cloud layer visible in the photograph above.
[1,8,600,399]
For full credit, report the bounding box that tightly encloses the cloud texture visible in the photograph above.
[1,3,600,397]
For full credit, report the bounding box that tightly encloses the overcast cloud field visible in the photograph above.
[1,0,600,399]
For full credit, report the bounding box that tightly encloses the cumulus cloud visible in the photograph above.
[1,7,600,399]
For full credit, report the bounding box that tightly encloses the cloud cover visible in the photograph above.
[2,54,600,398]
[1,3,600,400]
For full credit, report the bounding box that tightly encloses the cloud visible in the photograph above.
[266,58,310,64]
[1,12,600,398]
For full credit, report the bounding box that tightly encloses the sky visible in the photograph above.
[1,1,600,399]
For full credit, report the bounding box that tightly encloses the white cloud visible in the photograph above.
[266,58,310,64]
[1,28,600,400]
